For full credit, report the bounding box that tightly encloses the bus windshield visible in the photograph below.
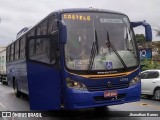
[62,12,138,70]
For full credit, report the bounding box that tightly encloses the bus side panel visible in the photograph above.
[27,61,61,110]
[6,63,13,87]
[6,60,28,94]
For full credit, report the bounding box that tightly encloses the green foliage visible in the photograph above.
[141,59,160,71]
[156,30,160,37]
[156,43,160,54]
[135,34,145,43]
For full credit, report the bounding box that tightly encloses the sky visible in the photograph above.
[0,0,160,46]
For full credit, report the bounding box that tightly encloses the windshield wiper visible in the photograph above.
[87,30,99,72]
[106,31,128,70]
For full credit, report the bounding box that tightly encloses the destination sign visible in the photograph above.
[63,14,91,21]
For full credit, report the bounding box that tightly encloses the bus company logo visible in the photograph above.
[107,81,112,88]
[1,112,42,118]
[2,112,12,117]
[63,14,91,21]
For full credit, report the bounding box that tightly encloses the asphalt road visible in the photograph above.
[0,83,160,120]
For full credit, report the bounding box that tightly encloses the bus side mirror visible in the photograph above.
[57,20,67,44]
[145,25,152,41]
[131,21,152,42]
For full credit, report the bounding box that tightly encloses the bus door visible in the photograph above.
[27,35,61,110]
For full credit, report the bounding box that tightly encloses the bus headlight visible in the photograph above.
[66,78,87,90]
[129,76,140,86]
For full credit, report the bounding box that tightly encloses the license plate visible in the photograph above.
[104,91,118,98]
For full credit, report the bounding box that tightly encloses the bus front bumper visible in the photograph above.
[64,82,141,109]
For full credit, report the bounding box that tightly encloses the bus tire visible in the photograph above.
[14,82,21,97]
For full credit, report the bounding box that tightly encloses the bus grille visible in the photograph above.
[87,83,128,92]
[93,93,126,102]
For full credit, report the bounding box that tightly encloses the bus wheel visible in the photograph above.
[14,82,21,97]
[154,88,160,100]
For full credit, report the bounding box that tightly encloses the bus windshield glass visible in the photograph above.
[62,12,138,70]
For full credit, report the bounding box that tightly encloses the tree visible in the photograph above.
[156,42,160,54]
[152,25,160,37]
[156,30,160,37]
[135,34,145,43]
[141,58,160,71]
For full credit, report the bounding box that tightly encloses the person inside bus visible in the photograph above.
[66,31,89,60]
[99,44,109,54]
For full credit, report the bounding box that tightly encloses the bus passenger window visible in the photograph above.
[36,39,43,54]
[37,27,41,35]
[29,37,55,65]
[6,47,10,62]
[48,16,57,34]
[15,40,20,60]
[41,21,48,35]
[27,29,35,37]
[10,44,15,61]
[29,39,35,57]
[20,37,26,58]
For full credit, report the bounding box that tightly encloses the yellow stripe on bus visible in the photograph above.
[68,68,139,79]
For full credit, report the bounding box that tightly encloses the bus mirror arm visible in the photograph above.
[55,19,63,28]
[56,19,67,44]
[131,21,152,41]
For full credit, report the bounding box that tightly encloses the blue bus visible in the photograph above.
[6,8,152,110]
